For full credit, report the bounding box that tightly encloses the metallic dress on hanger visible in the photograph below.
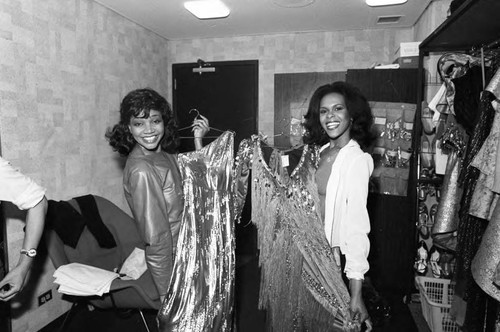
[158,131,235,332]
[233,136,352,332]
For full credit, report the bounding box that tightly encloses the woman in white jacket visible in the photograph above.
[303,81,375,332]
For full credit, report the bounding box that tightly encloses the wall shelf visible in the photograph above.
[420,0,500,54]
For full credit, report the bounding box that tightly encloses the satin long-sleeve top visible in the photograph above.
[123,145,184,297]
[322,140,373,280]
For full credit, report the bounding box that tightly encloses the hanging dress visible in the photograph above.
[158,131,235,332]
[454,79,499,332]
[233,136,352,332]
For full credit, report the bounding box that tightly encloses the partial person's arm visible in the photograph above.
[192,115,210,150]
[0,157,47,301]
[0,197,47,301]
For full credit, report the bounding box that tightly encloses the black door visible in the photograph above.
[172,60,258,153]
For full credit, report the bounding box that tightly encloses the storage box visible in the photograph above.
[416,276,459,332]
[393,56,419,68]
[395,41,421,57]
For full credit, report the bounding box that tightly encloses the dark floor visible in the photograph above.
[39,253,426,332]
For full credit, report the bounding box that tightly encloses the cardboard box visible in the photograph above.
[393,56,419,68]
[395,41,421,57]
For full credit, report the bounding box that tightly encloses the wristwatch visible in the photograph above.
[20,248,37,258]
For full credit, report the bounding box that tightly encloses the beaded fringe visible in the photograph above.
[251,143,351,332]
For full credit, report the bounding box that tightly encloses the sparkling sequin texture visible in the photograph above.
[233,136,351,331]
[158,132,235,332]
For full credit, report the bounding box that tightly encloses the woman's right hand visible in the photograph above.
[192,115,209,139]
[192,115,210,150]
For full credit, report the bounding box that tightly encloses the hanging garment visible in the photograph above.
[431,121,466,252]
[454,85,499,332]
[431,149,461,251]
[439,53,482,115]
[453,65,494,134]
[470,68,500,302]
[233,136,351,332]
[472,200,500,302]
[158,131,235,332]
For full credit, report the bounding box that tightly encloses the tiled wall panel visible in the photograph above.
[0,0,169,331]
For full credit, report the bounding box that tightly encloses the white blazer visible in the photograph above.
[321,139,373,280]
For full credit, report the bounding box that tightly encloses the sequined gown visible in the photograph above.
[158,131,235,332]
[233,136,352,332]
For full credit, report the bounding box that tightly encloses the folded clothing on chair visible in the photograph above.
[53,263,119,296]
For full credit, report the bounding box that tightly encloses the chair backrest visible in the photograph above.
[44,195,160,310]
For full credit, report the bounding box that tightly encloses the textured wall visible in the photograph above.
[414,0,453,100]
[166,28,414,136]
[0,0,169,331]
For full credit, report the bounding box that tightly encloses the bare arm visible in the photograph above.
[192,115,210,150]
[0,196,47,301]
[349,278,372,332]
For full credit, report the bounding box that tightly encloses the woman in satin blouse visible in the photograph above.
[106,88,209,300]
[303,81,375,331]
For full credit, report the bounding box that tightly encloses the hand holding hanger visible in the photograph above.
[179,109,226,139]
[193,114,210,139]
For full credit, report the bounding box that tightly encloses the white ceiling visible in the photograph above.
[94,0,433,40]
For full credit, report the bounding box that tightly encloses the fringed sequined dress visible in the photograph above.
[158,131,235,332]
[233,136,352,332]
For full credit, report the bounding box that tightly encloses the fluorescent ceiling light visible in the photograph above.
[184,0,230,19]
[273,0,315,8]
[366,0,407,6]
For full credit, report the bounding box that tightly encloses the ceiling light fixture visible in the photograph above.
[184,0,230,19]
[366,0,407,7]
[273,0,315,8]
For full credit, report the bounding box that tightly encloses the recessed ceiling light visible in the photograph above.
[366,0,407,6]
[273,0,315,8]
[184,0,230,19]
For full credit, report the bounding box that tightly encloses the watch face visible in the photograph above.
[22,248,37,257]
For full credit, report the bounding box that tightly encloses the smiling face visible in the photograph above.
[128,109,165,155]
[319,92,352,148]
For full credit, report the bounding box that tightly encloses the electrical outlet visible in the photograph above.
[38,290,52,306]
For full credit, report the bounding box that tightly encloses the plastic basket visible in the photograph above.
[415,276,459,332]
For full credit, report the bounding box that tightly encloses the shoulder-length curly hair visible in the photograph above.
[302,81,375,150]
[105,88,179,156]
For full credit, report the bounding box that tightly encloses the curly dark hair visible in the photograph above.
[105,88,179,156]
[302,81,375,150]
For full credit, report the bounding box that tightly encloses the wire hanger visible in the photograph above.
[259,131,303,150]
[178,108,225,139]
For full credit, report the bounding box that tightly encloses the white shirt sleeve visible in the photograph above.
[341,153,372,280]
[0,157,46,210]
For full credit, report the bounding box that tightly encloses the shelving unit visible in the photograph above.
[412,0,500,298]
[415,0,500,229]
[411,1,500,329]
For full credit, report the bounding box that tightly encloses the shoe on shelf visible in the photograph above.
[414,240,429,276]
[418,202,430,239]
[428,203,438,228]
[429,246,442,278]
[421,102,435,135]
[418,184,428,201]
[420,135,434,174]
[439,250,455,279]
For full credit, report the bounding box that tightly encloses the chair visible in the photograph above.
[43,195,161,332]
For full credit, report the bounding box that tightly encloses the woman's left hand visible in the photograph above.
[350,293,372,332]
[192,114,210,139]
